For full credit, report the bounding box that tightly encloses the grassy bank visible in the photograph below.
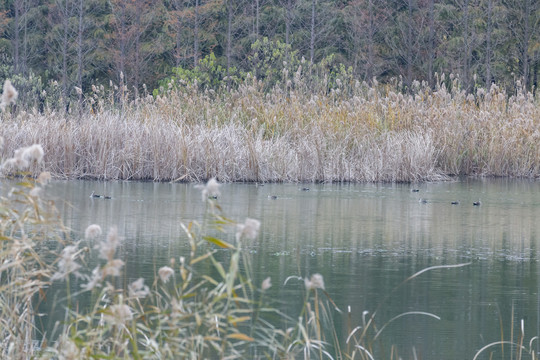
[1,77,539,182]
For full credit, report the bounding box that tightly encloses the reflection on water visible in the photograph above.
[37,179,540,358]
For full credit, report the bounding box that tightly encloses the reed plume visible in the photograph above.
[1,79,18,111]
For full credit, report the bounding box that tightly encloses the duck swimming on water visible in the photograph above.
[90,191,111,199]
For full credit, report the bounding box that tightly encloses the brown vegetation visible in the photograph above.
[1,77,539,182]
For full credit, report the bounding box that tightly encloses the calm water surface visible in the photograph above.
[41,179,540,359]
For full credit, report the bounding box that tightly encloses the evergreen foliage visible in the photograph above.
[0,0,538,108]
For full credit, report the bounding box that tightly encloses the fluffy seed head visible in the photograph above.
[82,266,102,291]
[85,224,102,240]
[206,177,220,192]
[1,145,36,171]
[101,258,124,277]
[236,217,261,241]
[128,278,150,298]
[104,304,133,327]
[1,80,18,110]
[37,171,52,185]
[158,266,174,283]
[96,226,120,260]
[261,277,272,291]
[305,273,325,290]
[10,157,28,170]
[23,144,44,163]
[195,177,221,201]
[51,245,82,281]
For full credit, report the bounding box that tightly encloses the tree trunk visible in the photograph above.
[61,0,70,100]
[485,0,493,87]
[255,0,260,39]
[194,0,199,66]
[533,50,539,95]
[310,0,316,63]
[427,0,435,86]
[285,0,291,46]
[366,0,375,81]
[226,0,232,90]
[77,0,84,110]
[22,0,28,75]
[118,2,126,81]
[175,3,181,67]
[134,0,142,97]
[406,0,414,87]
[521,0,530,91]
[172,0,184,67]
[13,0,21,74]
[77,0,83,90]
[462,0,471,89]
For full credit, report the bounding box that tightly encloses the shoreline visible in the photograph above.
[3,170,538,185]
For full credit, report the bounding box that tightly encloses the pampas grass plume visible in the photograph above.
[97,226,119,260]
[128,278,150,298]
[101,258,124,277]
[195,177,221,201]
[1,79,18,110]
[236,218,261,241]
[22,144,44,163]
[85,224,102,239]
[104,304,133,326]
[305,273,325,290]
[51,245,82,281]
[37,171,52,185]
[158,266,174,283]
[261,277,272,290]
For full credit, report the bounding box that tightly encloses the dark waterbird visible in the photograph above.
[90,191,111,199]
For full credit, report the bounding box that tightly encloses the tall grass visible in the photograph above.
[1,75,538,183]
[0,164,328,358]
[0,168,377,359]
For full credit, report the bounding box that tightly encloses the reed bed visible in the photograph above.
[1,76,538,183]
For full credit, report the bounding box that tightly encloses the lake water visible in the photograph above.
[39,179,540,359]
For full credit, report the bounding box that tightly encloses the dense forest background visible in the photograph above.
[0,0,539,108]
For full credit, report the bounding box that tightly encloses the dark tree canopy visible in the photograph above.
[0,0,538,105]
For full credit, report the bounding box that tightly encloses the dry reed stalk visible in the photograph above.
[1,79,538,182]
